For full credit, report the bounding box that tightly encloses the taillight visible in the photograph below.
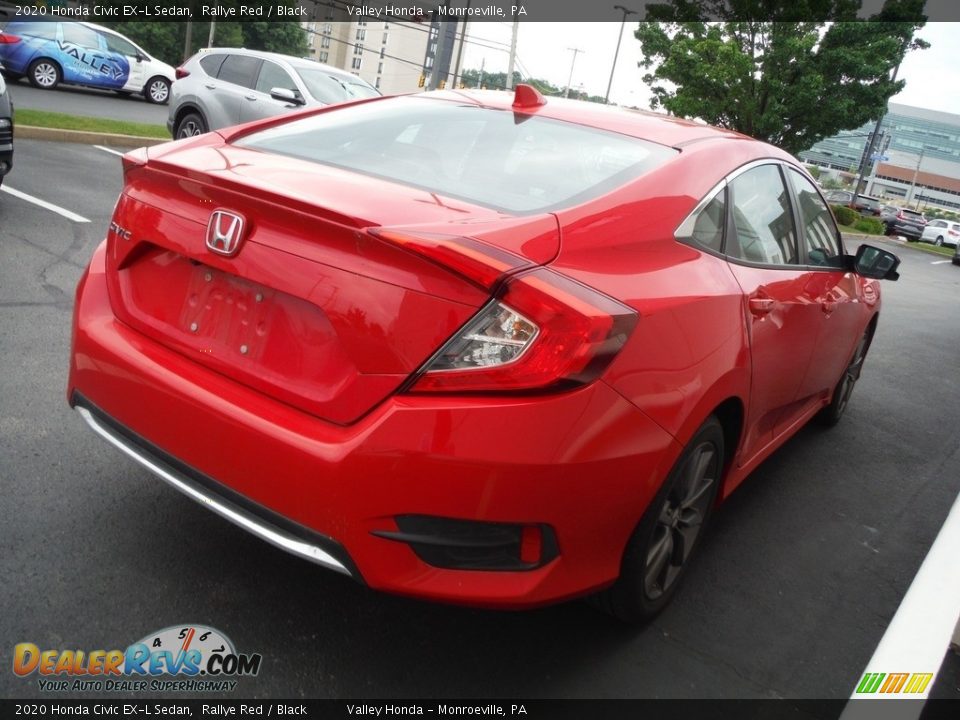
[370,228,636,393]
[897,210,905,219]
[175,66,190,80]
[949,230,959,237]
[411,268,637,393]
[0,33,21,44]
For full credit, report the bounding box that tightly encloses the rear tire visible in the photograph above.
[27,59,61,90]
[591,416,724,623]
[174,111,207,139]
[935,236,944,247]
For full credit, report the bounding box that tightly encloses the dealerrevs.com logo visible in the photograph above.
[13,625,262,692]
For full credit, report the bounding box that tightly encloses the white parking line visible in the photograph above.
[840,482,960,718]
[93,145,125,158]
[930,260,952,265]
[0,185,90,223]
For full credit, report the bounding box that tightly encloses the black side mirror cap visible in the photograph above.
[853,244,900,281]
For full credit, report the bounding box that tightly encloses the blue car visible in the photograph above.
[0,21,175,104]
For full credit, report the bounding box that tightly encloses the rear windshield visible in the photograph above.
[900,209,924,219]
[235,97,677,214]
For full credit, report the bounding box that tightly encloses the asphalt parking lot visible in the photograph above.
[1,138,959,701]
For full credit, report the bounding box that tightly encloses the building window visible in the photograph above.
[378,62,383,75]
[354,43,363,56]
[352,57,362,70]
[382,33,388,44]
[321,36,330,48]
[323,24,332,34]
[380,47,385,59]
[319,51,328,63]
[375,77,381,89]
[356,29,365,41]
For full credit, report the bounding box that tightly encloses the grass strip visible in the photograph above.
[14,108,170,139]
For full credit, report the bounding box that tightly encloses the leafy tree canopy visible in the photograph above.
[636,0,928,154]
[97,1,307,66]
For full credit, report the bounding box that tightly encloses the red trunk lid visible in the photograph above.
[106,138,560,425]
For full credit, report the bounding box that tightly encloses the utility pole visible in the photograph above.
[476,57,485,89]
[854,60,901,196]
[605,5,637,104]
[452,15,468,89]
[505,20,519,90]
[564,47,583,98]
[183,21,193,63]
[909,149,925,209]
[207,20,216,48]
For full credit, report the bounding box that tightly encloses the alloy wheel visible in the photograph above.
[643,441,718,600]
[33,63,57,88]
[148,79,169,104]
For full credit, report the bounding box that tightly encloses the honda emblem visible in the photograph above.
[206,210,246,256]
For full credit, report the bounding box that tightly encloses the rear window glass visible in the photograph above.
[5,22,57,40]
[236,97,677,214]
[900,209,923,220]
[199,54,227,78]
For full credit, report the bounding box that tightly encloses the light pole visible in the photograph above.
[564,47,583,98]
[605,5,637,104]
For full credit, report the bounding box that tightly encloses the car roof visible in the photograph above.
[420,88,775,151]
[198,47,363,82]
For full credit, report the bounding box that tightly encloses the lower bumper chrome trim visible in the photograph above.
[75,405,354,578]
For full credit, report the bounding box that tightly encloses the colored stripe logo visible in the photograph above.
[856,672,933,694]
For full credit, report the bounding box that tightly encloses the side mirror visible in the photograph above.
[854,244,900,281]
[270,87,305,105]
[135,52,144,64]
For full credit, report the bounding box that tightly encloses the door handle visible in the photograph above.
[748,297,775,317]
[204,83,216,90]
[821,294,839,315]
[245,95,257,101]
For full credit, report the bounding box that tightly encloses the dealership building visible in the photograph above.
[800,102,960,210]
[299,2,465,96]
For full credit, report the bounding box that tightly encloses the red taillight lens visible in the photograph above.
[175,66,190,80]
[411,268,637,393]
[0,34,21,44]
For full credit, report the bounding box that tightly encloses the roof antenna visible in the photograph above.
[512,83,547,110]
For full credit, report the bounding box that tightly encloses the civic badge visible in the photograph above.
[206,210,246,257]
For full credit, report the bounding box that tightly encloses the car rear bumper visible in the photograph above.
[68,242,682,608]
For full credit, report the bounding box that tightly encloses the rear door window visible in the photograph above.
[217,54,262,89]
[199,53,227,78]
[727,165,799,266]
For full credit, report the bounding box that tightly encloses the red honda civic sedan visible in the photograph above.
[68,85,899,621]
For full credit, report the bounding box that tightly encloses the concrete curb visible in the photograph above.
[16,125,170,148]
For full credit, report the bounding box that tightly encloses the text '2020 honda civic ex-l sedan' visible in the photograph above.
[68,85,900,622]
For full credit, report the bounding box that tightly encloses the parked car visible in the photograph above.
[920,219,960,247]
[885,207,928,240]
[851,194,883,215]
[168,48,380,139]
[823,189,854,205]
[0,21,174,103]
[68,85,900,622]
[954,242,960,266]
[0,68,11,186]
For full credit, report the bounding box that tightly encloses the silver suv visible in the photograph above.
[168,48,379,138]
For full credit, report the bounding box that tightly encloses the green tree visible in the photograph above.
[635,0,928,154]
[99,0,306,65]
